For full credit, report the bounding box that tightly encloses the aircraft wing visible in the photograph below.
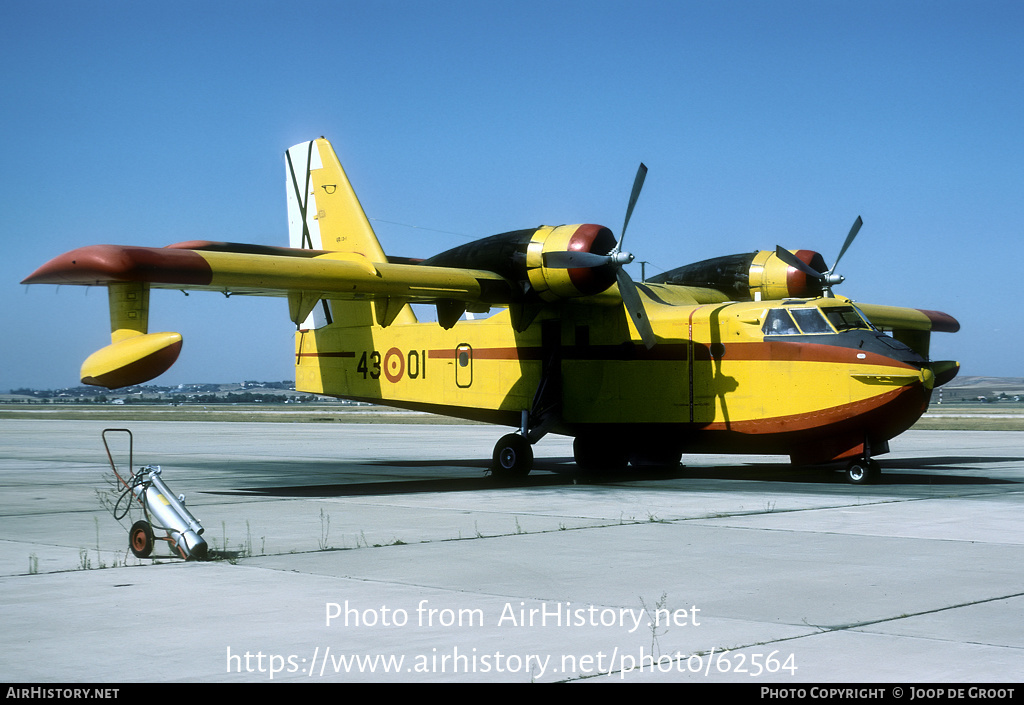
[856,302,959,383]
[855,303,960,334]
[22,240,517,306]
[22,239,524,389]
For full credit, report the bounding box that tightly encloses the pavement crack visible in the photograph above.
[815,590,1024,633]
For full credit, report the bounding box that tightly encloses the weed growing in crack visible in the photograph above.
[319,508,331,550]
[242,520,253,557]
[639,592,670,657]
[93,517,107,569]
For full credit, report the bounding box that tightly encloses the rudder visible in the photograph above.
[285,137,415,327]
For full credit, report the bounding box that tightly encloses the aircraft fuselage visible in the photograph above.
[295,292,933,465]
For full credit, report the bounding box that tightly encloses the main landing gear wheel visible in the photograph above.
[573,437,629,474]
[129,520,154,558]
[845,459,880,485]
[492,434,533,478]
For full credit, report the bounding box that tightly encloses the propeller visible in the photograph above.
[774,216,863,297]
[543,163,656,348]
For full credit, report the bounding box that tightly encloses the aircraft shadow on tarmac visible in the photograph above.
[209,455,1019,498]
[218,472,571,497]
[679,463,1020,486]
[355,455,1023,487]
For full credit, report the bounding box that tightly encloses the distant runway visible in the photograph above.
[0,419,1021,682]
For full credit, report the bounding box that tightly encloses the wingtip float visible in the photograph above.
[24,136,960,483]
[80,332,183,390]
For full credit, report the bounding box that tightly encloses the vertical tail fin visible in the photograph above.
[285,137,415,327]
[285,137,387,259]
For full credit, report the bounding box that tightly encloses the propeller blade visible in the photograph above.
[618,163,648,251]
[774,246,826,280]
[542,250,613,269]
[831,215,863,273]
[616,268,657,349]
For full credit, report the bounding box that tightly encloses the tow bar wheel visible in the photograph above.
[129,520,155,558]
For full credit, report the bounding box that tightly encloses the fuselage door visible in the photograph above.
[455,343,473,388]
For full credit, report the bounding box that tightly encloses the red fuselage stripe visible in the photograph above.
[406,341,914,368]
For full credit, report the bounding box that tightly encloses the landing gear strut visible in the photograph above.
[490,322,559,480]
[843,435,885,485]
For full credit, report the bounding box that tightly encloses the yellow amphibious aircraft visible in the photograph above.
[24,138,959,484]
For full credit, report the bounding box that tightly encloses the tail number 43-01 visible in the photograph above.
[357,349,427,383]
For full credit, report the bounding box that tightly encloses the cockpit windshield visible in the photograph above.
[823,306,872,332]
[762,306,866,336]
[790,308,832,334]
[763,309,800,335]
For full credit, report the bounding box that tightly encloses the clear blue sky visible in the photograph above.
[3,0,1022,390]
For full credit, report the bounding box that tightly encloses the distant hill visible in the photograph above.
[0,380,341,404]
[941,376,1024,402]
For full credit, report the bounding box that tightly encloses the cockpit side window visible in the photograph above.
[763,309,800,336]
[791,308,832,334]
[824,306,871,332]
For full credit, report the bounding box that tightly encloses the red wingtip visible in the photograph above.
[22,245,212,286]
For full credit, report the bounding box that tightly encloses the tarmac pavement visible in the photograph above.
[0,419,1021,683]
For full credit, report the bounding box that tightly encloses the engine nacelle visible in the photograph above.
[649,249,828,301]
[525,224,618,301]
[422,223,620,301]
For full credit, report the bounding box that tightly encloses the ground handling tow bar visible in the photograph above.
[102,428,208,560]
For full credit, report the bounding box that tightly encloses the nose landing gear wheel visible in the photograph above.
[129,520,155,558]
[492,434,533,478]
[846,459,880,485]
